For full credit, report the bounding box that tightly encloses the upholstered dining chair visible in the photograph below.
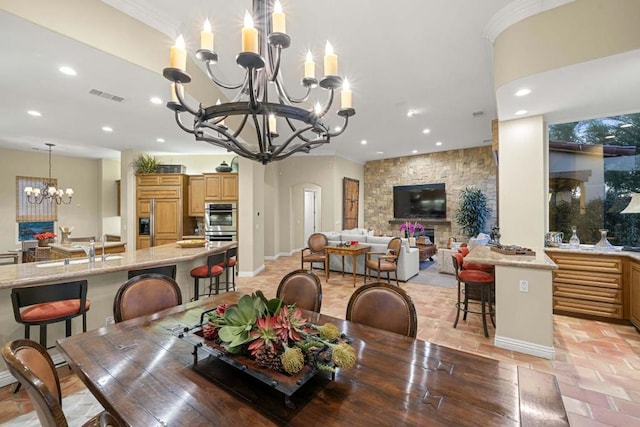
[451,253,495,338]
[113,273,182,323]
[276,269,323,312]
[301,233,329,276]
[346,282,417,337]
[2,339,121,427]
[364,237,402,285]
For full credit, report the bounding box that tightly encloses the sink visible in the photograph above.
[36,255,123,268]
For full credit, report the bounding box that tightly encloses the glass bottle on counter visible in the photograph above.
[594,229,614,250]
[569,226,580,249]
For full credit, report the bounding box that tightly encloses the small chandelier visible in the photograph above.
[24,143,74,205]
[162,0,355,165]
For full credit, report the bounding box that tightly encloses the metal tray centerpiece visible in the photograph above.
[178,292,355,406]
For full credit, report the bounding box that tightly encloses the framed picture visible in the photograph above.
[18,221,55,241]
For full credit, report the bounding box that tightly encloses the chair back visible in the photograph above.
[2,339,67,426]
[451,252,465,280]
[11,280,89,325]
[113,274,182,323]
[22,240,38,251]
[307,233,328,253]
[207,252,227,274]
[387,237,402,262]
[276,269,323,312]
[346,282,418,337]
[34,247,51,261]
[458,246,470,257]
[225,246,238,260]
[128,264,177,280]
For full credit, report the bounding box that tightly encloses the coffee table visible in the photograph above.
[325,244,371,287]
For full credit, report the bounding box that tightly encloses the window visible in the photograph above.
[16,176,58,222]
[548,113,639,245]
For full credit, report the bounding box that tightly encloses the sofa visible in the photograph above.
[319,229,419,282]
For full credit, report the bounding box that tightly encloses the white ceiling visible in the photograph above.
[0,1,637,163]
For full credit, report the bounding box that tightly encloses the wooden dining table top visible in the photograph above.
[56,292,568,426]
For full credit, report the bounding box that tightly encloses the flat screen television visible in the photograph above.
[393,183,446,219]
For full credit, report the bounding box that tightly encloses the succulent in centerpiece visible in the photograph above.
[203,292,356,375]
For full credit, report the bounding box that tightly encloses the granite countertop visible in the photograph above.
[545,245,640,262]
[465,245,558,270]
[0,241,236,289]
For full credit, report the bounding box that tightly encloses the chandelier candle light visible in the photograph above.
[162,0,356,164]
[24,143,73,205]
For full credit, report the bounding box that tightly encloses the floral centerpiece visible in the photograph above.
[34,232,56,246]
[399,221,424,237]
[201,292,356,375]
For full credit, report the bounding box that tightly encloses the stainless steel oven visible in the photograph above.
[204,202,237,233]
[205,231,237,242]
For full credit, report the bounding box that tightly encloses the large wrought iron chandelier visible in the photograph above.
[24,143,74,205]
[162,0,355,165]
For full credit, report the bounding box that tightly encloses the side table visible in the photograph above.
[437,248,456,275]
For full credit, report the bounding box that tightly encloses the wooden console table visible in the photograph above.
[325,244,371,287]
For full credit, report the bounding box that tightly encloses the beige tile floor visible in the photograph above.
[2,254,640,425]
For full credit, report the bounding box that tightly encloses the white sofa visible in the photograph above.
[319,229,419,282]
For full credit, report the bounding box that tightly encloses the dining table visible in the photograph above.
[56,293,568,426]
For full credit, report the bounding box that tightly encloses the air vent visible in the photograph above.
[472,111,484,118]
[89,89,125,103]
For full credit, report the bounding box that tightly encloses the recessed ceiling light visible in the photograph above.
[150,97,163,105]
[376,151,384,154]
[605,135,615,139]
[27,110,42,117]
[515,88,531,97]
[422,128,431,134]
[435,141,442,146]
[102,126,113,132]
[620,123,632,128]
[407,110,415,118]
[515,110,528,116]
[361,140,367,145]
[412,150,418,154]
[156,138,165,143]
[59,66,77,76]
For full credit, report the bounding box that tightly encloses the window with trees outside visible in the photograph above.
[548,112,639,246]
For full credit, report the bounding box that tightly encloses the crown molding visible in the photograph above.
[100,0,179,37]
[483,0,575,44]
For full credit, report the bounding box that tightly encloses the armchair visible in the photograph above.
[301,233,328,276]
[365,237,402,285]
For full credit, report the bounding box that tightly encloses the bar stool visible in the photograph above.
[11,280,91,348]
[127,264,177,280]
[221,247,237,292]
[451,253,495,337]
[190,252,226,300]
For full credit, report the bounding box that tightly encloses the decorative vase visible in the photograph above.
[568,226,580,249]
[408,237,416,247]
[594,229,613,250]
[38,239,50,247]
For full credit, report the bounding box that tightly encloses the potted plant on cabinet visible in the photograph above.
[131,153,160,175]
[455,187,489,239]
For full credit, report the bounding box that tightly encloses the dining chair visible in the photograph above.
[2,339,121,427]
[127,264,177,280]
[452,252,495,338]
[113,273,182,323]
[346,282,417,337]
[34,246,51,262]
[276,269,323,312]
[11,280,91,349]
[364,237,402,285]
[21,240,38,263]
[189,252,226,300]
[301,233,328,275]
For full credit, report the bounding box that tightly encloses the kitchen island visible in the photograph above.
[465,245,557,359]
[48,241,126,259]
[0,241,236,384]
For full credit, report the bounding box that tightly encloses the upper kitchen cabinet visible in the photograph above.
[204,173,238,201]
[188,175,205,216]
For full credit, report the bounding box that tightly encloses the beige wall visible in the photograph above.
[493,0,640,89]
[0,148,102,249]
[364,147,497,245]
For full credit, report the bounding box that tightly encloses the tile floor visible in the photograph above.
[2,254,640,426]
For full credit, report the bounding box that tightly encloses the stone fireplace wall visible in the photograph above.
[363,146,497,247]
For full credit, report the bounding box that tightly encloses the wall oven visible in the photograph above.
[205,202,237,241]
[206,231,237,242]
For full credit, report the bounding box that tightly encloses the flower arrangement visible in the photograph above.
[202,292,356,375]
[399,221,424,237]
[33,232,56,240]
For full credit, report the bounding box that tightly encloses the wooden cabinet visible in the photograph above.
[189,175,205,216]
[630,261,640,329]
[204,173,238,201]
[136,174,192,249]
[548,252,625,320]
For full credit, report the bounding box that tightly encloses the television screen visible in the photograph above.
[393,184,446,219]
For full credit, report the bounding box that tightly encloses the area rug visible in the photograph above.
[408,261,456,288]
[419,260,435,270]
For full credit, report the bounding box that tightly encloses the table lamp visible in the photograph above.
[621,193,640,251]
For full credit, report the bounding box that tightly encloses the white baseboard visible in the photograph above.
[264,251,295,261]
[494,335,555,360]
[238,264,265,278]
[0,353,66,388]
